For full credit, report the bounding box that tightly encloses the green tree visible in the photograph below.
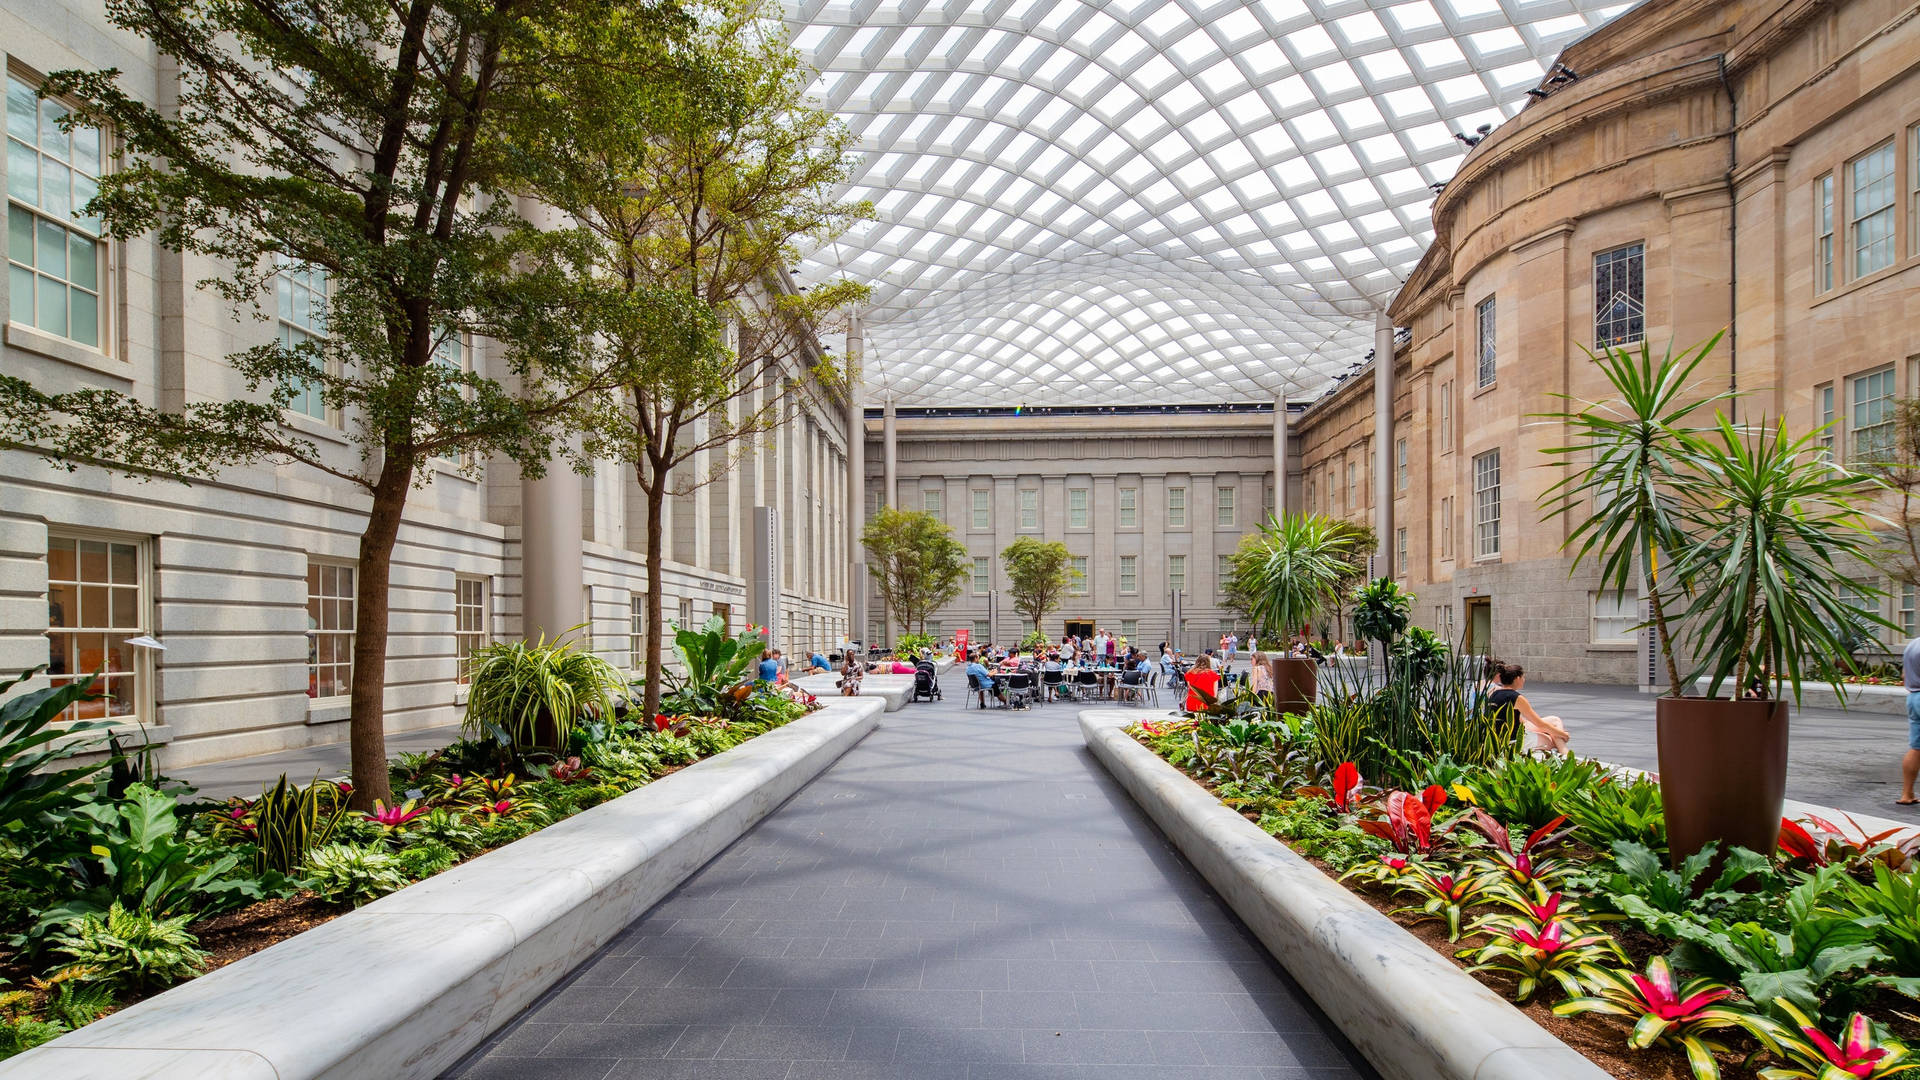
[0,0,684,807]
[1350,576,1414,662]
[861,508,967,638]
[1227,513,1360,644]
[554,0,869,723]
[1002,537,1075,637]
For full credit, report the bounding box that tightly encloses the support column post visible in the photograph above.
[1373,310,1395,573]
[845,315,866,648]
[882,396,897,510]
[1272,396,1289,521]
[522,448,585,643]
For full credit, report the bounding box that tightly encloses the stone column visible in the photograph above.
[522,452,584,643]
[882,396,897,509]
[1374,309,1395,572]
[1272,396,1289,520]
[847,387,866,645]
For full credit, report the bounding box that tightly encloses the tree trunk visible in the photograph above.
[641,462,666,724]
[1647,580,1684,695]
[345,454,410,811]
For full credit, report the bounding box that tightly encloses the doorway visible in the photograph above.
[1063,620,1093,639]
[1463,597,1491,658]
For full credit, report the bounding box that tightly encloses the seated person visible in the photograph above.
[810,651,831,672]
[1488,663,1570,753]
[840,653,863,696]
[1183,654,1221,714]
[756,649,779,683]
[964,652,1003,707]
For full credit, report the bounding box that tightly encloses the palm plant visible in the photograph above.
[1536,333,1731,693]
[1669,414,1890,701]
[464,631,625,753]
[1233,513,1361,643]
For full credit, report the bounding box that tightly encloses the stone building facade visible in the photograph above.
[1293,0,1920,683]
[863,408,1294,654]
[0,7,854,768]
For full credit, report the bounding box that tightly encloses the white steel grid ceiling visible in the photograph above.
[788,0,1634,407]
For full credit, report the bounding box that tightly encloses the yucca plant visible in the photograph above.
[1232,512,1361,643]
[1669,414,1892,702]
[253,773,350,875]
[465,631,625,753]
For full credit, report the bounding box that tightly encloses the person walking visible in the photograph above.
[1901,635,1920,805]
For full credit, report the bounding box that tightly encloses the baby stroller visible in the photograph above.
[913,659,942,702]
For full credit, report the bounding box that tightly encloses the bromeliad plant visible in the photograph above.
[1461,915,1623,1003]
[1554,957,1752,1080]
[1458,809,1575,888]
[1741,999,1920,1080]
[1391,862,1499,941]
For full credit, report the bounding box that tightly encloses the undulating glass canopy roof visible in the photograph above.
[787,0,1633,407]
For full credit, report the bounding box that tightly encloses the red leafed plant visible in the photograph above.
[1777,814,1914,872]
[1331,762,1361,811]
[548,756,595,785]
[1359,790,1440,854]
[1461,916,1623,1003]
[1740,998,1920,1079]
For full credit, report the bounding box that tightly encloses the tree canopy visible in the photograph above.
[1001,537,1076,636]
[861,508,968,637]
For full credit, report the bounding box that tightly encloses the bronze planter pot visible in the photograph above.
[1655,696,1789,865]
[1270,657,1317,718]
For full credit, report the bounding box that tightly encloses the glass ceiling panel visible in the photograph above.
[788,0,1632,407]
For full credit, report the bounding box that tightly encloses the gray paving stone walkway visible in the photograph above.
[442,671,1375,1080]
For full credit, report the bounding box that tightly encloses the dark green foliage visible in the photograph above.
[1834,864,1920,975]
[0,668,120,831]
[392,839,457,880]
[1256,796,1386,873]
[660,617,768,716]
[303,844,408,908]
[1556,772,1666,852]
[1464,756,1606,830]
[49,903,209,995]
[465,635,626,754]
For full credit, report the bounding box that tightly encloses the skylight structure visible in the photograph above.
[788,0,1633,407]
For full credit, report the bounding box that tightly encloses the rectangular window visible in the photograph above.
[1591,591,1637,644]
[308,561,356,700]
[1117,486,1137,527]
[1119,554,1138,594]
[629,592,645,671]
[972,555,990,595]
[971,489,990,530]
[1395,528,1407,576]
[1216,554,1232,597]
[1816,173,1835,293]
[925,619,940,640]
[1069,555,1088,595]
[45,534,145,722]
[1850,366,1896,464]
[1215,486,1234,527]
[1168,554,1187,592]
[1593,242,1645,348]
[276,261,329,420]
[1068,487,1089,528]
[1851,142,1896,279]
[1394,439,1408,489]
[973,619,990,642]
[1903,583,1917,638]
[922,488,942,517]
[1475,295,1496,387]
[1120,619,1138,640]
[1167,486,1187,527]
[7,77,105,349]
[1473,449,1501,559]
[677,596,693,631]
[1264,484,1274,514]
[1019,488,1038,530]
[1440,495,1454,558]
[1818,383,1836,458]
[454,575,487,683]
[1345,461,1356,514]
[1305,476,1316,513]
[1439,381,1453,452]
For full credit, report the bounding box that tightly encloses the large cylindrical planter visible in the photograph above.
[1655,696,1789,866]
[1270,657,1317,717]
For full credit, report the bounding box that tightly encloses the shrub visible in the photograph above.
[49,902,209,995]
[392,839,457,880]
[465,634,625,754]
[407,809,484,856]
[1556,773,1666,852]
[304,844,410,907]
[1464,756,1605,830]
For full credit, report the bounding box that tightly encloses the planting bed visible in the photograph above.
[1084,707,1920,1080]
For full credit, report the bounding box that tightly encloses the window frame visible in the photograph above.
[1440,495,1454,559]
[1849,140,1897,280]
[1848,365,1896,465]
[1439,380,1453,452]
[1590,590,1638,645]
[1018,487,1038,531]
[970,488,990,530]
[45,530,151,724]
[275,259,331,423]
[1592,242,1646,349]
[6,73,109,352]
[1818,382,1836,459]
[1068,555,1088,596]
[1167,485,1187,528]
[922,488,943,517]
[1215,485,1234,527]
[307,559,357,703]
[454,574,487,684]
[1216,553,1232,597]
[1475,294,1496,388]
[1472,448,1501,560]
[628,591,645,673]
[1117,486,1137,528]
[1068,486,1089,529]
[1816,172,1835,294]
[1394,439,1407,490]
[1395,527,1407,576]
[972,555,990,595]
[1167,553,1186,593]
[1118,553,1138,594]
